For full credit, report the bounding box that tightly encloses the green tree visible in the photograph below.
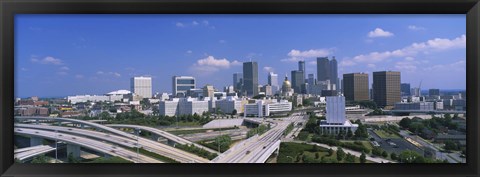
[390,152,398,160]
[345,153,356,163]
[360,152,367,163]
[444,140,459,151]
[232,109,237,115]
[315,152,320,159]
[382,151,389,158]
[346,129,354,139]
[31,155,50,163]
[67,152,80,163]
[354,125,368,139]
[336,148,346,161]
[399,118,412,129]
[328,148,334,156]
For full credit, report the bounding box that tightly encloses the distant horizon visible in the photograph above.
[15,14,466,98]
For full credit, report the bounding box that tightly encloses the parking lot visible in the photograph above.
[368,129,423,155]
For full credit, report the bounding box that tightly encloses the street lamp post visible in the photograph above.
[135,128,140,163]
[55,121,58,163]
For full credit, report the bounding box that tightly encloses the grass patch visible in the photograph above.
[86,156,133,163]
[176,144,217,160]
[374,130,400,139]
[167,127,238,135]
[126,147,179,163]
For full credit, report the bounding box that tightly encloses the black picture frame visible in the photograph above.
[1,0,479,176]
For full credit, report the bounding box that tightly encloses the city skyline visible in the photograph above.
[15,15,466,98]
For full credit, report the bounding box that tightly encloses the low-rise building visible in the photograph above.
[394,102,434,111]
[243,99,292,117]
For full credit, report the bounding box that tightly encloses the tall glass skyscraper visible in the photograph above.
[243,62,258,97]
[268,72,279,92]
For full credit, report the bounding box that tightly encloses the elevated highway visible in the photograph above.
[15,128,162,163]
[15,123,210,163]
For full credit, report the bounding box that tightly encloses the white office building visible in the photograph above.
[158,97,209,116]
[319,96,358,135]
[159,98,179,116]
[243,99,292,118]
[215,96,245,114]
[131,76,152,99]
[172,76,196,97]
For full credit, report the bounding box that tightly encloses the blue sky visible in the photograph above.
[15,15,466,98]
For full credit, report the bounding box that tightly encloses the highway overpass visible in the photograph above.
[106,124,219,154]
[14,145,56,161]
[15,123,210,163]
[213,113,304,163]
[15,128,163,163]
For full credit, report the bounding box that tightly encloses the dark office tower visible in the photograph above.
[243,62,259,97]
[233,73,243,91]
[299,60,306,81]
[401,83,411,96]
[291,70,304,94]
[307,74,315,85]
[373,71,401,108]
[317,57,330,83]
[330,56,338,88]
[343,73,369,101]
[429,89,440,96]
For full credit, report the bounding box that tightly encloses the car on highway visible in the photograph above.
[246,151,251,155]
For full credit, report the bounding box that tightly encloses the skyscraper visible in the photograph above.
[298,60,306,80]
[172,76,196,97]
[317,57,330,83]
[343,73,369,101]
[429,89,440,96]
[233,73,243,91]
[203,85,215,98]
[401,83,411,96]
[316,56,338,90]
[307,74,315,86]
[243,62,259,97]
[268,72,279,93]
[330,57,338,87]
[373,71,401,108]
[291,70,304,94]
[130,76,152,99]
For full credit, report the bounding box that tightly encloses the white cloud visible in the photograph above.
[339,60,356,67]
[282,48,333,62]
[343,34,466,65]
[368,28,394,38]
[408,25,426,31]
[367,64,376,68]
[57,71,68,76]
[423,60,465,72]
[96,71,104,75]
[176,22,185,27]
[60,66,70,71]
[31,56,64,65]
[111,72,121,77]
[75,74,84,79]
[263,66,274,73]
[186,50,193,54]
[231,60,242,66]
[191,56,241,74]
[176,20,214,29]
[219,40,226,44]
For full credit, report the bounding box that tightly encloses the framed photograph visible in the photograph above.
[1,0,479,176]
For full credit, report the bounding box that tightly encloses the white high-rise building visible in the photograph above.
[172,76,196,97]
[319,96,358,135]
[130,76,152,99]
[268,72,279,93]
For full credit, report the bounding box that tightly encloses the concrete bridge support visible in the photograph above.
[67,144,81,158]
[30,137,43,146]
